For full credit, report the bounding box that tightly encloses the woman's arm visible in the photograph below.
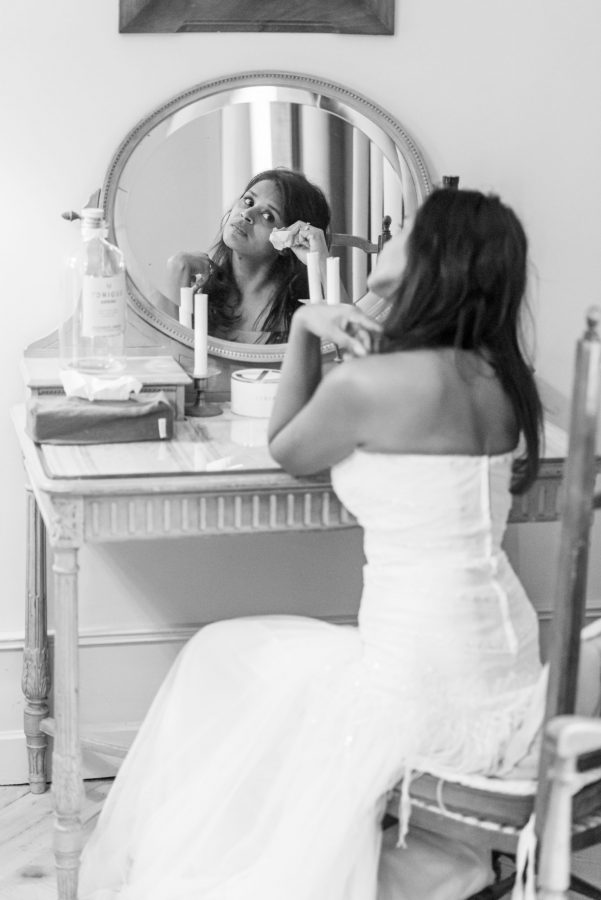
[268,304,382,475]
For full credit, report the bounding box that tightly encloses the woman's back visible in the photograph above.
[348,347,519,458]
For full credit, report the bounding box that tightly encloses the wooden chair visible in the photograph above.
[330,215,392,256]
[537,716,601,898]
[387,308,601,898]
[331,215,392,299]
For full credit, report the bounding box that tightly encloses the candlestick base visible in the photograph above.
[186,377,223,418]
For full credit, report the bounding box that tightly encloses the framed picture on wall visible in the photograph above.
[119,0,395,35]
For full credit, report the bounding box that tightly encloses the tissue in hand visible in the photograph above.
[269,228,296,252]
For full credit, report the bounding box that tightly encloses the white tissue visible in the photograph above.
[269,228,295,251]
[60,370,143,401]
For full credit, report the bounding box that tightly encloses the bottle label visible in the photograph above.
[81,273,126,337]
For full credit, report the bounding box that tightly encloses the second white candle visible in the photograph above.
[306,251,323,303]
[193,292,208,379]
[326,257,341,305]
[179,286,194,328]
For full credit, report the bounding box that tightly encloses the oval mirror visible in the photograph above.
[101,71,432,364]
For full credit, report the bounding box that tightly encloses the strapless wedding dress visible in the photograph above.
[79,451,543,900]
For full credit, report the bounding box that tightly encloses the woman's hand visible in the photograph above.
[166,251,213,299]
[292,303,383,358]
[270,221,329,265]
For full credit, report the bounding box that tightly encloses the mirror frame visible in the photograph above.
[101,70,433,364]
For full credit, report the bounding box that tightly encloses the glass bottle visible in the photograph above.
[60,208,126,372]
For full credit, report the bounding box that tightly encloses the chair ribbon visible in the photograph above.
[511,813,537,900]
[396,766,413,848]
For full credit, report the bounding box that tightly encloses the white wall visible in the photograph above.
[2,0,601,783]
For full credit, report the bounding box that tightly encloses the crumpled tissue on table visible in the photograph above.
[60,369,143,401]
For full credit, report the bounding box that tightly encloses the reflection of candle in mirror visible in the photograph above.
[179,287,193,328]
[326,257,340,305]
[306,251,322,303]
[193,293,208,378]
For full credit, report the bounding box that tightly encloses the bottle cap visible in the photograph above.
[442,175,460,189]
[80,207,105,227]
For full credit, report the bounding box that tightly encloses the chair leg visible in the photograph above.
[492,851,515,881]
[381,813,398,831]
[465,852,516,900]
[468,857,601,899]
[465,876,516,899]
[569,873,601,899]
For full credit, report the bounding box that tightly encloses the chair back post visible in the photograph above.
[534,307,601,835]
[377,215,392,254]
[537,717,601,899]
[329,233,378,253]
[330,218,391,301]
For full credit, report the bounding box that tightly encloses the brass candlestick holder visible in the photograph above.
[186,376,223,418]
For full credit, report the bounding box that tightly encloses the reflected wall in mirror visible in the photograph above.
[101,71,432,363]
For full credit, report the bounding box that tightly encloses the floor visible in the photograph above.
[0,780,110,900]
[0,779,600,899]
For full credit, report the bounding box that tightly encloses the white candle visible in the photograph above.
[193,292,208,379]
[306,251,322,303]
[179,286,193,329]
[326,257,341,305]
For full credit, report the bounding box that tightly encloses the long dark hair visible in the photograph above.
[206,168,331,343]
[381,188,542,493]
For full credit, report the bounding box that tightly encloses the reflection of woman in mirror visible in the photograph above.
[78,189,601,900]
[166,168,332,344]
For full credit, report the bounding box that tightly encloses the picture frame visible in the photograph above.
[119,0,395,35]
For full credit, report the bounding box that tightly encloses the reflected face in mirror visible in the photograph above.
[199,168,331,344]
[224,181,286,261]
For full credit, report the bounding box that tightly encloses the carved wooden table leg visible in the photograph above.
[52,547,84,900]
[22,485,50,793]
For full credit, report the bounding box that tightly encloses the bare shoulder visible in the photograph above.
[341,347,517,454]
[341,348,447,397]
[322,349,447,428]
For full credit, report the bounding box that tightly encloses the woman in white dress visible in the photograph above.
[80,188,553,900]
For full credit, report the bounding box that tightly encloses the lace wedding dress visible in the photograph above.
[79,450,543,900]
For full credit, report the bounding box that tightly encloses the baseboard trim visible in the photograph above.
[1,607,600,652]
[0,613,359,652]
[0,722,140,784]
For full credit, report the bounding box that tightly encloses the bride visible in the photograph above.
[80,188,556,899]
